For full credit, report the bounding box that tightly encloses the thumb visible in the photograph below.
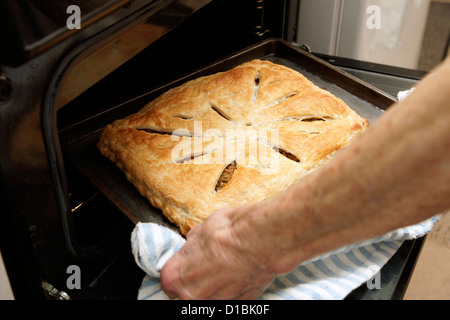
[160,254,181,299]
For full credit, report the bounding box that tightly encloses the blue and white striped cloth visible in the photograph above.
[131,216,438,300]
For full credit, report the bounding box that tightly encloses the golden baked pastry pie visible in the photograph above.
[97,59,368,236]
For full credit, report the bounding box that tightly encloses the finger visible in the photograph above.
[160,242,201,299]
[161,265,197,300]
[185,224,200,239]
[160,253,186,299]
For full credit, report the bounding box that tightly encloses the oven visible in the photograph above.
[0,0,426,300]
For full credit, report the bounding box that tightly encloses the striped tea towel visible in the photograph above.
[131,216,439,300]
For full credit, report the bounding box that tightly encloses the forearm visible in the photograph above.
[237,57,450,274]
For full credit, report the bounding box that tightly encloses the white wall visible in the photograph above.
[296,0,431,69]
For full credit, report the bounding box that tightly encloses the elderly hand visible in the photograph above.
[160,205,276,300]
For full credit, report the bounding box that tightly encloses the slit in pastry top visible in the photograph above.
[214,160,237,193]
[136,127,193,137]
[277,148,301,163]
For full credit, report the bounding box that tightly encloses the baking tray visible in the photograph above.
[62,38,422,299]
[62,38,396,232]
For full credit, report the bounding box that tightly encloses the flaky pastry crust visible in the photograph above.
[97,59,368,236]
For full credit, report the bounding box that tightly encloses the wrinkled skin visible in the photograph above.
[160,206,276,300]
